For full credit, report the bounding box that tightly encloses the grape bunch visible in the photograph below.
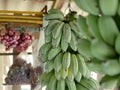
[15,33,33,52]
[0,30,33,52]
[0,30,20,50]
[5,58,42,89]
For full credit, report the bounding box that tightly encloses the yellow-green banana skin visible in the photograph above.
[91,39,116,60]
[99,0,118,16]
[98,16,119,46]
[115,34,120,55]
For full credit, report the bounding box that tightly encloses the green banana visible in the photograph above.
[77,39,93,58]
[74,0,99,15]
[91,39,116,60]
[39,42,52,56]
[70,54,78,76]
[45,33,52,43]
[77,54,88,77]
[65,78,77,90]
[100,75,119,89]
[75,71,82,83]
[52,31,62,48]
[46,74,57,90]
[61,31,69,52]
[80,77,99,90]
[61,67,68,79]
[55,70,62,80]
[77,15,92,40]
[67,68,74,81]
[54,52,63,72]
[69,31,77,51]
[52,21,64,39]
[115,34,120,55]
[62,52,71,70]
[45,20,60,36]
[48,46,61,60]
[39,71,54,87]
[45,12,64,20]
[101,59,120,76]
[98,16,119,46]
[99,0,118,16]
[86,14,103,40]
[87,58,103,73]
[45,60,54,73]
[76,83,89,90]
[118,2,120,16]
[62,23,71,43]
[57,79,65,90]
[69,20,82,38]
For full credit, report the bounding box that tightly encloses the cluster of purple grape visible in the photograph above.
[0,30,33,52]
[5,58,42,89]
[0,30,20,50]
[15,33,33,52]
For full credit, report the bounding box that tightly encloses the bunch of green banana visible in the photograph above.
[74,0,120,89]
[38,9,99,90]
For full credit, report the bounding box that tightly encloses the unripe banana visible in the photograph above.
[57,79,65,90]
[45,60,54,73]
[46,74,57,90]
[52,21,64,39]
[67,68,74,81]
[75,71,82,83]
[77,54,88,77]
[70,31,77,51]
[55,70,62,80]
[45,9,65,20]
[77,15,92,40]
[91,39,116,60]
[101,59,120,76]
[61,67,68,79]
[54,52,63,72]
[45,20,60,35]
[86,14,103,40]
[62,52,71,70]
[70,54,78,76]
[61,32,69,52]
[62,23,71,43]
[98,16,119,46]
[100,75,119,89]
[65,78,77,90]
[48,46,61,60]
[76,83,89,90]
[45,33,52,43]
[115,34,120,55]
[99,0,118,16]
[69,20,82,38]
[77,39,93,58]
[74,0,99,15]
[39,43,52,56]
[40,71,54,87]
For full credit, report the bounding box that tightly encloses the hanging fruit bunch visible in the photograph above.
[74,0,120,89]
[38,9,99,90]
[0,30,20,50]
[5,58,42,89]
[15,33,33,52]
[0,29,33,52]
